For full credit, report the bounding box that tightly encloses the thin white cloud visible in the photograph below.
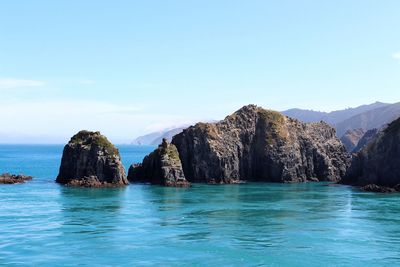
[393,52,400,61]
[0,78,45,89]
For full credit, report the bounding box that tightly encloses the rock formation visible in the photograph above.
[0,173,32,184]
[128,138,189,187]
[56,130,127,187]
[132,105,350,185]
[342,117,400,192]
[352,128,378,153]
[340,128,365,152]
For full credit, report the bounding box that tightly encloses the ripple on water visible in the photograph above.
[1,145,400,266]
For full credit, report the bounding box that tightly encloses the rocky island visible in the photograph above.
[56,130,128,187]
[128,138,190,187]
[130,105,350,185]
[0,173,32,184]
[342,118,400,192]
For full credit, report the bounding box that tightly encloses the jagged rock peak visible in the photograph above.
[56,130,127,187]
[128,138,190,187]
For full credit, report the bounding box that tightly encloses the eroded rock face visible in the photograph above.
[56,130,127,187]
[128,139,189,187]
[340,128,365,152]
[172,105,350,184]
[0,173,32,184]
[134,105,350,185]
[343,118,400,192]
[352,128,378,153]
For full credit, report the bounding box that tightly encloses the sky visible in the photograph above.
[0,0,400,143]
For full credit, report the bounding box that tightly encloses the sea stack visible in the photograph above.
[342,118,400,192]
[132,105,350,185]
[128,138,190,187]
[56,130,128,187]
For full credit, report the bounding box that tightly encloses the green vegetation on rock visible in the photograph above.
[160,138,181,162]
[257,108,288,142]
[165,144,180,162]
[196,122,219,139]
[70,130,119,156]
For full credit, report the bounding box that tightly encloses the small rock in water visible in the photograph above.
[0,173,32,184]
[361,184,397,193]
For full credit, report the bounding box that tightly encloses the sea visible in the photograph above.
[0,145,399,266]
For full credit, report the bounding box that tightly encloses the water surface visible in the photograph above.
[0,145,399,266]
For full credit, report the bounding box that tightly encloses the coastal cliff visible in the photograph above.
[131,105,350,185]
[56,130,127,187]
[352,128,378,153]
[342,118,400,192]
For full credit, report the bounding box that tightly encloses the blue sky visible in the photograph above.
[0,0,399,143]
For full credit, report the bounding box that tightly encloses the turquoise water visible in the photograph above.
[0,145,400,266]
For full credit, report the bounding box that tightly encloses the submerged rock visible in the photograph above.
[342,117,400,191]
[134,105,350,185]
[361,184,399,193]
[128,138,189,187]
[56,130,127,187]
[0,173,32,184]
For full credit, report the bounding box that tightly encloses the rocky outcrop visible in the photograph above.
[342,117,400,192]
[128,139,189,187]
[340,128,365,152]
[0,173,32,184]
[172,105,350,184]
[56,130,127,187]
[360,184,399,193]
[134,105,350,185]
[352,128,378,153]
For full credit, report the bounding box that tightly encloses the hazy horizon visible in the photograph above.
[0,101,397,144]
[1,1,399,143]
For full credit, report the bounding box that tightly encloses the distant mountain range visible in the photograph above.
[132,101,400,145]
[282,101,389,125]
[132,127,187,145]
[284,101,400,137]
[334,102,400,137]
